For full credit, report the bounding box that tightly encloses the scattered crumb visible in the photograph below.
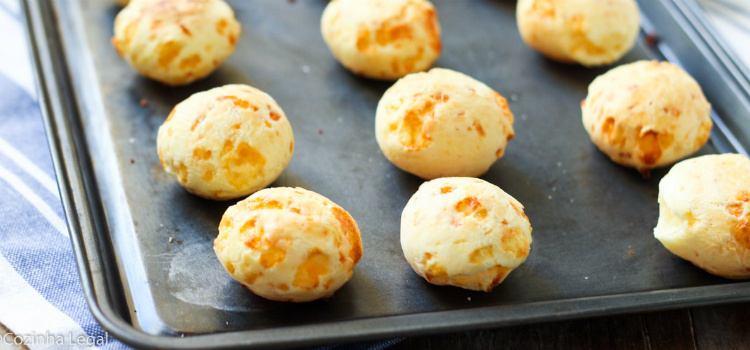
[130,158,135,164]
[207,254,210,257]
[169,237,173,243]
[548,195,553,200]
[626,245,637,257]
[584,276,589,280]
[645,32,659,47]
[318,128,323,134]
[175,239,181,243]
[287,0,295,3]
[467,297,471,301]
[140,99,148,106]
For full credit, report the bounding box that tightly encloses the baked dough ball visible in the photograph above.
[214,187,364,302]
[654,154,750,279]
[157,84,294,200]
[582,60,712,173]
[375,68,515,179]
[321,0,441,80]
[112,0,241,86]
[401,178,532,291]
[516,0,640,66]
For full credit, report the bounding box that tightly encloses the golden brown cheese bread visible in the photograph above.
[401,177,532,291]
[321,0,441,80]
[157,84,294,200]
[214,187,363,302]
[654,154,750,279]
[112,0,240,85]
[375,68,515,179]
[582,60,712,173]
[516,0,640,66]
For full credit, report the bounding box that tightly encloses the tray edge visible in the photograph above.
[23,0,750,349]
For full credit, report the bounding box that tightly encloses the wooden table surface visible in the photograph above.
[391,303,749,349]
[4,304,747,349]
[1,297,745,350]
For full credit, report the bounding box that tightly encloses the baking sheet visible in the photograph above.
[25,0,750,348]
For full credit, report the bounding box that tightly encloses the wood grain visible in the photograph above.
[391,309,700,350]
[692,303,750,350]
[642,309,697,350]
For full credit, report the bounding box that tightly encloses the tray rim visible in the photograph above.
[23,0,750,349]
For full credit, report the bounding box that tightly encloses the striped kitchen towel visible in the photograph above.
[0,0,127,348]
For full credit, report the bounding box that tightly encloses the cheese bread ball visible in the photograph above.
[214,187,364,302]
[654,154,750,279]
[112,0,241,86]
[582,61,712,173]
[321,0,441,80]
[516,0,640,66]
[401,178,532,291]
[157,84,294,200]
[375,68,515,179]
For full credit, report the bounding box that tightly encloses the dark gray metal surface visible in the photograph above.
[25,0,750,348]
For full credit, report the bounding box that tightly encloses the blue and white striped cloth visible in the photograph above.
[0,0,746,349]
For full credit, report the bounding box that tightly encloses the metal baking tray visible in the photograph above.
[24,0,750,348]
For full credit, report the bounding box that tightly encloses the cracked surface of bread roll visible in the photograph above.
[214,187,363,302]
[375,68,515,179]
[582,60,712,173]
[654,154,750,279]
[401,177,532,292]
[321,0,441,80]
[157,84,294,200]
[516,0,639,66]
[112,0,240,85]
